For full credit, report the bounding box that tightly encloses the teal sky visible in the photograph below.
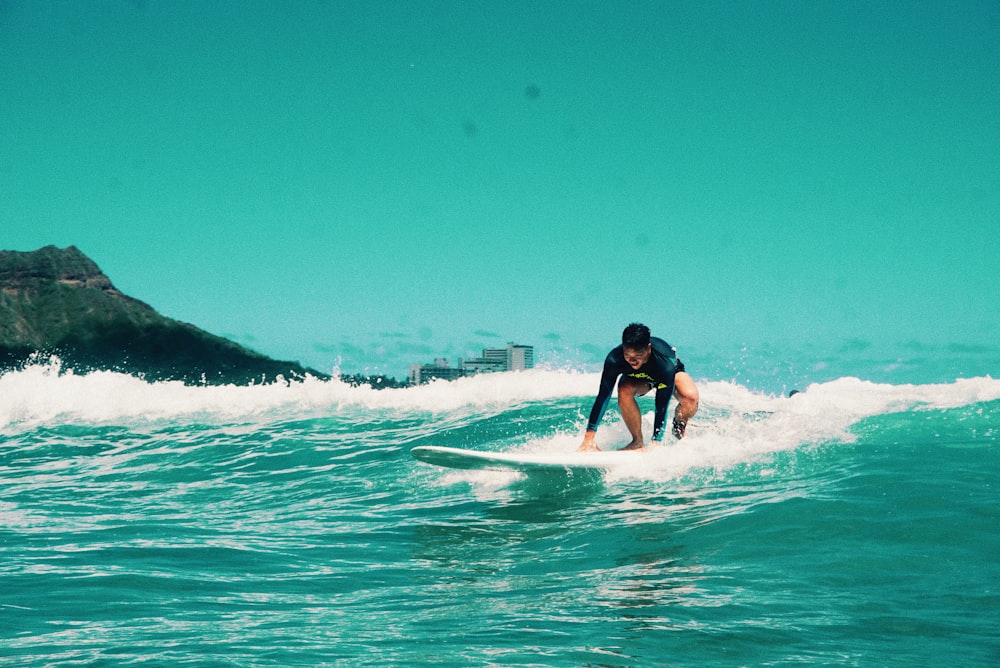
[3,1,999,378]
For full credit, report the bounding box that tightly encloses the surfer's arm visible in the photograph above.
[651,385,672,441]
[585,364,618,433]
[579,362,619,451]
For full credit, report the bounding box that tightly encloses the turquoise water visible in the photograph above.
[2,360,999,666]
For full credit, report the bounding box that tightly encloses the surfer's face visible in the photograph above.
[623,345,651,370]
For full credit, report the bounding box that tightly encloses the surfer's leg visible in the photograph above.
[671,372,699,437]
[618,377,652,449]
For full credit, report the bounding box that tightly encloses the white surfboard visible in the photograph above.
[410,445,641,472]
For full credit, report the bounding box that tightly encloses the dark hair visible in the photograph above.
[622,323,650,349]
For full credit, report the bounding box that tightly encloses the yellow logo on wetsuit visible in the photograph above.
[626,371,669,390]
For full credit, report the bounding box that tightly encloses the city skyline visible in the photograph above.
[409,343,534,385]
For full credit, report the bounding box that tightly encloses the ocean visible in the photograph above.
[2,355,998,667]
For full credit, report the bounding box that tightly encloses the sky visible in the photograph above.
[2,0,999,379]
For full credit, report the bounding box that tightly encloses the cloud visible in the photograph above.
[946,342,997,354]
[337,341,366,358]
[579,343,606,362]
[837,338,871,353]
[395,342,435,355]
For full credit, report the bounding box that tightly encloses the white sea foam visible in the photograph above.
[0,358,595,432]
[501,374,1000,485]
[1,358,997,442]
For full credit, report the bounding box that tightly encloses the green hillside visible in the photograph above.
[0,246,325,384]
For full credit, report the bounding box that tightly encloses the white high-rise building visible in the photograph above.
[480,344,534,371]
[506,344,534,371]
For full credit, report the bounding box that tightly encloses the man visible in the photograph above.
[578,323,699,451]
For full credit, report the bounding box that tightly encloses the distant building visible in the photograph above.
[409,358,466,385]
[506,344,534,371]
[460,357,507,375]
[482,347,508,365]
[479,344,534,372]
[409,344,534,384]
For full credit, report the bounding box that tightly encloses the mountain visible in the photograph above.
[0,245,326,384]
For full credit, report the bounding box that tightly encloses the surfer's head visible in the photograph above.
[622,323,650,349]
[622,323,652,369]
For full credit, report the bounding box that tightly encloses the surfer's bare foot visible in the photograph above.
[621,440,645,451]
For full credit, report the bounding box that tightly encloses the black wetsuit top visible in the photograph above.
[586,337,684,441]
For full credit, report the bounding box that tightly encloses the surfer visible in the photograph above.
[578,323,699,451]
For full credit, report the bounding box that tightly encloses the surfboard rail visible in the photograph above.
[410,445,640,472]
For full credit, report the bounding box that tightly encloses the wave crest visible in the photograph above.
[2,357,997,436]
